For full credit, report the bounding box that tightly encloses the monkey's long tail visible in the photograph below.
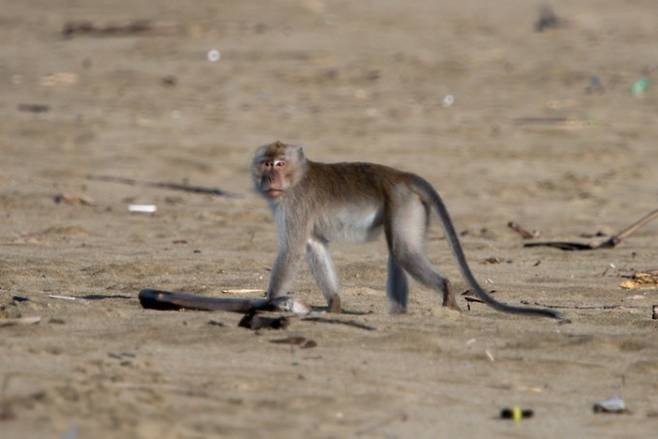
[412,176,563,320]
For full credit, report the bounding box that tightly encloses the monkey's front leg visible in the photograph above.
[266,245,304,301]
[306,239,341,313]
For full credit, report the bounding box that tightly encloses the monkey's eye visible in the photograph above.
[274,160,286,168]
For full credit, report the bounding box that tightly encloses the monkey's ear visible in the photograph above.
[292,145,305,160]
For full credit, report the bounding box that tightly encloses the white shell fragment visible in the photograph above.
[593,396,628,413]
[207,49,221,62]
[129,204,157,214]
[272,296,312,315]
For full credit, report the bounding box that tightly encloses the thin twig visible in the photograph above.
[519,300,645,310]
[508,221,540,239]
[300,316,376,331]
[524,208,658,251]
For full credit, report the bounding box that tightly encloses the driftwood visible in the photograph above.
[87,175,239,198]
[138,289,275,313]
[138,289,375,330]
[524,208,658,251]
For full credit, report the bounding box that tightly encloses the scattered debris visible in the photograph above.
[62,20,176,39]
[586,75,605,94]
[239,311,289,330]
[207,49,221,63]
[48,318,66,325]
[512,117,589,129]
[48,294,78,301]
[483,257,512,264]
[269,336,317,348]
[600,263,617,276]
[461,289,497,306]
[485,350,495,362]
[108,352,136,360]
[207,320,224,327]
[78,294,131,300]
[300,316,375,331]
[631,77,650,97]
[534,4,561,32]
[355,412,409,436]
[619,270,658,290]
[11,296,29,303]
[524,208,658,251]
[161,75,178,87]
[653,305,657,320]
[500,407,534,421]
[580,230,609,239]
[593,396,629,414]
[47,293,129,302]
[87,174,239,198]
[17,103,50,113]
[0,401,16,421]
[40,72,78,87]
[276,297,312,316]
[221,289,265,295]
[0,316,41,327]
[128,204,157,214]
[441,94,455,108]
[54,193,95,206]
[507,221,540,239]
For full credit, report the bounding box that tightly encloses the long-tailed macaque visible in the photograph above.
[252,141,561,319]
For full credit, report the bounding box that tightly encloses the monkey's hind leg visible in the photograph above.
[386,195,461,312]
[306,238,342,313]
[387,255,408,314]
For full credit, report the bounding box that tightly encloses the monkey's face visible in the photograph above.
[252,141,307,201]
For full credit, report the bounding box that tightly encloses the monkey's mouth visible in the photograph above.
[264,188,285,198]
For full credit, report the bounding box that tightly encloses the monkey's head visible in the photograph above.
[252,141,308,201]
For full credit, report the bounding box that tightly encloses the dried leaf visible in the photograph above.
[619,271,658,290]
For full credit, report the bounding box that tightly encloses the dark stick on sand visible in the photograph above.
[138,289,275,313]
[524,208,658,251]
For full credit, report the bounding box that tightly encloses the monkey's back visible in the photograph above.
[301,161,411,204]
[295,161,418,243]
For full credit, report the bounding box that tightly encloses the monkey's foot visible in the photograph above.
[388,303,407,315]
[327,296,341,313]
[444,300,462,312]
[442,280,462,311]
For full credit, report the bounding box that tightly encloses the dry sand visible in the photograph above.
[1,1,657,437]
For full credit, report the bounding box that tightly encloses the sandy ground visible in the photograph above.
[1,0,658,437]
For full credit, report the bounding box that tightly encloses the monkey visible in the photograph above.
[251,141,562,319]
